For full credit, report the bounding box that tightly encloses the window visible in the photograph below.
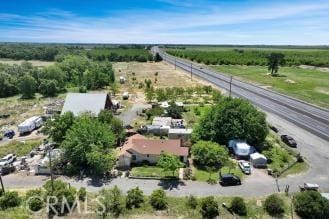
[147,154,149,158]
[132,155,136,161]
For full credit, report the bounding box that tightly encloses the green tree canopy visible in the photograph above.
[18,74,37,99]
[193,98,268,146]
[166,101,183,119]
[39,79,59,97]
[157,153,183,176]
[0,72,18,98]
[126,187,144,209]
[267,53,285,76]
[200,196,219,219]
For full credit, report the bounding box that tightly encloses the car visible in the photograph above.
[4,130,15,139]
[0,164,15,175]
[0,154,17,166]
[219,173,241,186]
[281,135,297,147]
[238,160,251,174]
[269,125,278,133]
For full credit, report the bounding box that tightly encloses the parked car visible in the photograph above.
[281,135,297,147]
[299,183,319,192]
[269,125,278,133]
[219,173,241,186]
[238,160,251,174]
[4,130,15,139]
[0,164,15,175]
[0,154,17,166]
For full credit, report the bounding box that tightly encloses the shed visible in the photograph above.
[61,93,112,116]
[250,152,267,168]
[168,128,192,141]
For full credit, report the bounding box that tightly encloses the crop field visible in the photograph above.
[87,48,153,62]
[213,65,329,108]
[167,47,329,66]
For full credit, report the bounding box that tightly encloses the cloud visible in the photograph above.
[0,1,328,44]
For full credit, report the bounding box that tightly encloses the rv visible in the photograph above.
[18,116,43,135]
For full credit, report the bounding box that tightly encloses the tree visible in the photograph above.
[0,72,18,98]
[154,52,163,62]
[166,101,183,119]
[191,141,229,181]
[294,191,329,219]
[98,186,124,217]
[200,196,219,219]
[145,86,155,103]
[193,98,268,147]
[18,74,37,99]
[157,153,183,176]
[150,189,167,210]
[98,109,113,124]
[126,187,144,209]
[39,79,58,97]
[42,111,75,143]
[110,117,126,144]
[0,191,21,209]
[267,53,285,76]
[230,197,247,216]
[43,180,77,216]
[62,115,116,175]
[264,194,285,216]
[78,187,87,201]
[26,189,44,212]
[186,195,198,209]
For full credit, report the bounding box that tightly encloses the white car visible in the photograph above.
[0,154,16,166]
[238,160,251,175]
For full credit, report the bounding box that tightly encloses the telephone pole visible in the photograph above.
[190,63,193,80]
[48,148,54,195]
[229,76,233,98]
[174,58,176,70]
[0,175,4,194]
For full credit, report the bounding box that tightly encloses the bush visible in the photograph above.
[98,186,124,217]
[26,189,44,212]
[186,195,198,209]
[149,189,167,210]
[126,187,144,209]
[293,191,329,219]
[264,194,285,216]
[200,196,219,219]
[78,187,87,201]
[0,191,21,209]
[230,197,247,216]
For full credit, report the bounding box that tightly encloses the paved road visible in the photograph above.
[152,47,329,141]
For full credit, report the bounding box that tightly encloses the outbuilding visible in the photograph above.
[250,152,267,168]
[168,128,192,142]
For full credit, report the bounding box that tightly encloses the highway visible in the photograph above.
[152,47,329,141]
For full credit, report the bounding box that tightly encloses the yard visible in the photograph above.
[192,165,244,182]
[0,140,41,157]
[213,65,329,108]
[130,166,179,179]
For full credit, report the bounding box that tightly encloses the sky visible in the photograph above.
[0,0,328,45]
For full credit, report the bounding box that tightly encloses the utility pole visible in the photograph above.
[0,174,4,194]
[229,76,233,98]
[174,58,176,70]
[48,147,54,195]
[190,63,193,80]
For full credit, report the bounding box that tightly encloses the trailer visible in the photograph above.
[18,116,43,135]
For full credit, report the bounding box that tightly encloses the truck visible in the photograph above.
[18,116,43,135]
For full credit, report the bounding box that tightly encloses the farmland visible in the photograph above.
[166,46,329,67]
[87,48,153,62]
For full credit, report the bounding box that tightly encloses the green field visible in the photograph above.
[213,65,329,108]
[130,166,179,178]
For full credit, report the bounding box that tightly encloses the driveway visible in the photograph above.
[117,102,151,126]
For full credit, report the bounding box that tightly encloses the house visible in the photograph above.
[61,93,112,116]
[250,152,267,168]
[228,139,256,159]
[168,128,192,142]
[116,134,189,168]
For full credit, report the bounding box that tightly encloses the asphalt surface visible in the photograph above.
[152,47,329,142]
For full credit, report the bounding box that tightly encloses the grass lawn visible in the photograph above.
[0,140,41,157]
[193,165,244,182]
[213,65,329,108]
[280,161,309,178]
[130,166,178,178]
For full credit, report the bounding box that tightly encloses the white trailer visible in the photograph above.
[18,116,43,134]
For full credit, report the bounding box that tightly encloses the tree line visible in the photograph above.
[167,48,329,67]
[0,55,115,99]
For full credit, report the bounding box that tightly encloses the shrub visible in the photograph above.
[293,191,329,219]
[149,189,167,210]
[186,195,198,209]
[78,187,87,201]
[26,189,44,212]
[0,191,21,209]
[200,196,219,219]
[230,197,247,216]
[98,186,124,217]
[126,187,144,209]
[264,194,285,216]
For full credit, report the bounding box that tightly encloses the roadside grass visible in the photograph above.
[0,140,41,157]
[212,65,329,108]
[280,161,309,178]
[193,165,244,182]
[130,166,179,178]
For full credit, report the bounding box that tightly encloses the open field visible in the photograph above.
[0,59,54,67]
[212,65,329,108]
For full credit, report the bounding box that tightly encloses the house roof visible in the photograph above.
[118,134,188,157]
[61,93,109,116]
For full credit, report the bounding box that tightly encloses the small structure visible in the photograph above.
[35,149,63,175]
[152,117,172,126]
[168,128,192,142]
[111,100,120,111]
[116,134,188,168]
[18,116,43,135]
[250,152,267,168]
[228,139,255,159]
[122,92,129,100]
[119,76,126,84]
[171,119,185,128]
[159,101,184,108]
[142,125,170,135]
[61,93,112,116]
[300,183,319,192]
